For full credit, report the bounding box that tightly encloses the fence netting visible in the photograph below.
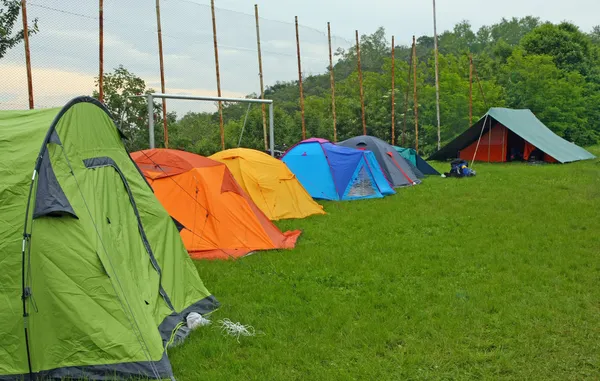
[1,0,354,121]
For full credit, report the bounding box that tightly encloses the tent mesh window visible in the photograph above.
[346,165,376,198]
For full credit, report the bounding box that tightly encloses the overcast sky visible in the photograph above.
[1,0,598,116]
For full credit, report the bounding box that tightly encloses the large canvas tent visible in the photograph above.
[209,148,325,220]
[338,135,421,187]
[429,108,596,163]
[131,149,300,260]
[394,146,440,175]
[0,97,218,380]
[281,138,395,201]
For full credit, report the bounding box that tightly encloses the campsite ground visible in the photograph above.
[170,148,600,380]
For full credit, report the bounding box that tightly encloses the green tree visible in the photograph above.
[501,49,595,145]
[93,65,166,152]
[521,22,594,75]
[0,0,37,59]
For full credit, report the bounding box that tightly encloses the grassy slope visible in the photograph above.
[170,152,600,380]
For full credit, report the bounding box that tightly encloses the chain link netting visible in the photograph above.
[1,0,354,118]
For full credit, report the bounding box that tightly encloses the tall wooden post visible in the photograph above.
[356,30,366,135]
[469,54,473,127]
[98,0,104,102]
[255,5,268,150]
[402,42,413,147]
[295,16,306,140]
[211,0,224,149]
[155,0,168,148]
[433,0,441,150]
[21,0,34,109]
[327,22,337,142]
[391,35,396,145]
[412,35,419,152]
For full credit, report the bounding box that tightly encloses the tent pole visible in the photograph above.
[210,0,224,150]
[469,54,473,127]
[327,22,337,142]
[501,124,506,162]
[155,0,168,148]
[21,0,34,109]
[356,30,367,135]
[471,114,488,167]
[391,35,396,145]
[402,41,413,147]
[255,4,268,151]
[99,0,104,103]
[295,16,306,140]
[488,117,492,162]
[412,35,418,152]
[433,0,441,150]
[148,94,155,149]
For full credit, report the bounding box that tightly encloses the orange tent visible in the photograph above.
[131,149,301,260]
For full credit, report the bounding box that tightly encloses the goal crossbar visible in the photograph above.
[137,93,275,156]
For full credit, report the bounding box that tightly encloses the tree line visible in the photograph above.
[2,3,599,156]
[134,17,600,156]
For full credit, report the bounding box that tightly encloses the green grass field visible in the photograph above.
[170,150,600,380]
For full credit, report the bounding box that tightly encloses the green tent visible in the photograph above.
[394,146,440,176]
[0,97,219,379]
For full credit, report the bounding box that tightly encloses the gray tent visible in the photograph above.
[338,135,421,187]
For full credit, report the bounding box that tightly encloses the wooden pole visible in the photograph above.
[469,54,473,127]
[433,0,441,150]
[155,0,168,148]
[98,0,104,102]
[21,0,33,109]
[295,16,306,140]
[211,0,224,150]
[356,30,366,135]
[327,22,337,142]
[412,35,419,152]
[391,35,396,145]
[255,5,268,151]
[402,42,413,147]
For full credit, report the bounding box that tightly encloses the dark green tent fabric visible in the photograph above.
[394,146,440,175]
[428,108,596,163]
[0,97,219,380]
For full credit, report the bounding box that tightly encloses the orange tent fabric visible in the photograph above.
[459,123,508,162]
[209,148,325,221]
[131,149,300,260]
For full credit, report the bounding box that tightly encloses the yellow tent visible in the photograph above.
[210,148,326,220]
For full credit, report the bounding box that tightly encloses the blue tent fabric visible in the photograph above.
[282,138,395,201]
[364,151,395,196]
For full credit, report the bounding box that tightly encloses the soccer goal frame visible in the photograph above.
[143,93,275,156]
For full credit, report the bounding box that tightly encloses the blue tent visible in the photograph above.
[281,138,395,201]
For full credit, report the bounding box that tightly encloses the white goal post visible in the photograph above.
[142,93,275,156]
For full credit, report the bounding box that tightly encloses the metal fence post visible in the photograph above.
[269,103,275,157]
[147,94,155,149]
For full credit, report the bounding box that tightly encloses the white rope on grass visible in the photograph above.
[218,319,257,342]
